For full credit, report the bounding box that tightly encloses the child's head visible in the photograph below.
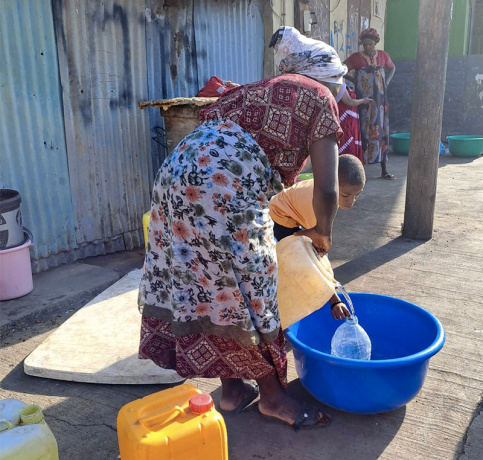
[338,154,366,210]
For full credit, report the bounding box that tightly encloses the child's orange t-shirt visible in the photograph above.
[268,179,316,230]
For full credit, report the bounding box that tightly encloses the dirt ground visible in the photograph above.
[1,151,483,460]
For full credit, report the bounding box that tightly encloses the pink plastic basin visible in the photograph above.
[0,237,33,301]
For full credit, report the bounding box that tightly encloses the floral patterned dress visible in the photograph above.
[139,75,341,386]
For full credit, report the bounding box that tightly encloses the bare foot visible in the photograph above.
[219,379,259,412]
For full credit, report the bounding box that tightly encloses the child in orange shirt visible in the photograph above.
[269,154,365,320]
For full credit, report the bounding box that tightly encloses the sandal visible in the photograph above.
[381,173,396,180]
[219,382,259,414]
[292,404,331,431]
[259,403,331,431]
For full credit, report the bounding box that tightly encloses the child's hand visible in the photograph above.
[331,302,351,320]
[295,227,331,256]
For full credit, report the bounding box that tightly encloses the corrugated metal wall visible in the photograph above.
[144,0,200,175]
[1,0,265,272]
[144,0,264,173]
[0,0,77,271]
[194,0,264,85]
[52,0,152,248]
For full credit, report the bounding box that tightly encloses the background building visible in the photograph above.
[1,0,388,272]
[385,0,483,138]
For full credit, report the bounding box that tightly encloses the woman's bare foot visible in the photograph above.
[256,374,330,429]
[219,378,259,412]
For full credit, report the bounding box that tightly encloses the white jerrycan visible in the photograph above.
[0,399,59,460]
[275,235,337,329]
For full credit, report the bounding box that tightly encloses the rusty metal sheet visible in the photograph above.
[194,0,265,86]
[0,0,77,267]
[144,0,198,171]
[52,0,152,245]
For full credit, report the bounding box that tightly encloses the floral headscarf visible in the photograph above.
[269,26,347,85]
[359,28,380,43]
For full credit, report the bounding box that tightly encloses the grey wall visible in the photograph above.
[388,56,483,140]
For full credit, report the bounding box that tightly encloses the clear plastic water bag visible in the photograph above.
[330,316,371,360]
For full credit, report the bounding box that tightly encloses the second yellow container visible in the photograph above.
[117,384,228,460]
[142,211,150,249]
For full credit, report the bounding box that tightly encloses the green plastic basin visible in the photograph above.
[390,133,410,155]
[447,135,483,157]
[297,173,314,181]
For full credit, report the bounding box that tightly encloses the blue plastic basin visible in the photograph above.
[286,293,445,414]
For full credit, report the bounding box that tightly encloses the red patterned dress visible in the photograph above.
[138,74,341,386]
[200,74,342,186]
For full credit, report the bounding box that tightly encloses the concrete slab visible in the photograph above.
[24,269,183,384]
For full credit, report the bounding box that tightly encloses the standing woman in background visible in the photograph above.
[344,28,396,179]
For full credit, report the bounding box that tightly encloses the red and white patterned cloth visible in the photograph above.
[139,317,288,387]
[200,74,342,186]
[338,86,363,163]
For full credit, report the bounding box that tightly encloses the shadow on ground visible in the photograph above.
[221,378,406,460]
[437,154,482,169]
[2,358,406,460]
[334,236,426,285]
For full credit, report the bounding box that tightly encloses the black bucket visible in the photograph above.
[0,189,24,250]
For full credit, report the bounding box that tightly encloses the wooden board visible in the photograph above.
[24,269,184,384]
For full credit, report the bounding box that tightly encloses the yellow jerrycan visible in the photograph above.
[117,384,228,460]
[276,235,338,329]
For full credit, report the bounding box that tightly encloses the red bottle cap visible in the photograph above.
[189,393,214,414]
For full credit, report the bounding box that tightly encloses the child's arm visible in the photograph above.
[330,294,351,320]
[386,64,396,86]
[340,90,371,108]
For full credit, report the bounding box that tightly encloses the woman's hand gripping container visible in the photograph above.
[117,384,228,460]
[0,399,59,460]
[276,235,338,329]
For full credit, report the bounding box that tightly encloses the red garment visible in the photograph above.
[139,317,288,388]
[344,50,394,71]
[196,76,239,97]
[338,86,363,163]
[200,74,342,186]
[359,28,380,43]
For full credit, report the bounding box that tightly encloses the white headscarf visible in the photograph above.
[270,27,347,85]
